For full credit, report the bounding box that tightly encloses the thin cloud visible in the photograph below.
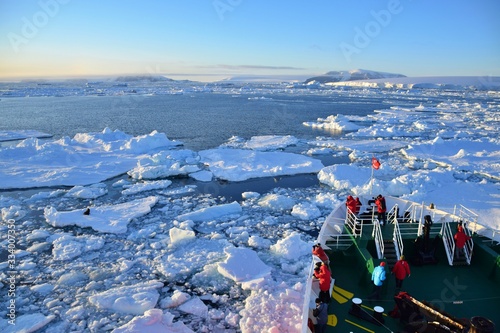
[198,64,306,71]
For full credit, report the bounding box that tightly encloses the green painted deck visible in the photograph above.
[323,224,500,333]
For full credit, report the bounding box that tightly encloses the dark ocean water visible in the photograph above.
[0,91,396,151]
[0,83,464,200]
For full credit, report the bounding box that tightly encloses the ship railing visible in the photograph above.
[372,215,384,259]
[454,204,478,227]
[345,208,362,238]
[463,224,474,265]
[301,257,321,333]
[393,213,404,260]
[318,215,354,251]
[441,221,456,265]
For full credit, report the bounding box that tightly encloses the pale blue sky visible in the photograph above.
[1,0,499,81]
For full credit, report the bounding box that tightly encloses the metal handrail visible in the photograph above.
[345,208,362,238]
[440,221,456,266]
[393,215,404,259]
[373,217,384,259]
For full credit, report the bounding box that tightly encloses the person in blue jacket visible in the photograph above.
[367,262,386,300]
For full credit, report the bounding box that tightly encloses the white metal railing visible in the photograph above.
[454,204,479,226]
[441,221,455,265]
[345,208,363,237]
[393,216,404,260]
[463,224,474,265]
[372,216,384,259]
[301,258,320,333]
[317,214,354,251]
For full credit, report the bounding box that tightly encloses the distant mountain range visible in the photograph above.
[114,75,174,82]
[304,69,406,84]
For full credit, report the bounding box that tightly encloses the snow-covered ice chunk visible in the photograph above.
[177,201,242,222]
[199,148,323,181]
[318,164,372,191]
[258,193,295,211]
[270,232,310,261]
[161,290,190,308]
[169,227,196,246]
[0,129,52,142]
[242,191,261,200]
[291,202,321,220]
[65,183,108,199]
[122,180,172,195]
[44,196,158,233]
[178,297,208,318]
[0,129,180,189]
[128,149,200,180]
[89,281,163,315]
[157,239,227,280]
[189,170,213,182]
[1,205,26,221]
[0,313,55,333]
[30,283,54,296]
[52,235,104,261]
[112,309,194,333]
[217,247,271,283]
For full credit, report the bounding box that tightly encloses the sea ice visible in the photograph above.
[88,281,164,315]
[112,309,194,333]
[199,148,323,181]
[177,201,242,222]
[44,196,158,233]
[217,247,271,283]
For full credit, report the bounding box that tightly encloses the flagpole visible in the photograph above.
[370,164,374,196]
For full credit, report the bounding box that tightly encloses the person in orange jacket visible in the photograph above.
[454,225,471,259]
[392,255,410,290]
[312,243,330,267]
[313,262,331,303]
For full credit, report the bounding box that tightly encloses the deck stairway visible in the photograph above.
[383,239,398,269]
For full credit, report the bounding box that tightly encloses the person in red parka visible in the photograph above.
[313,263,331,303]
[312,243,330,267]
[454,225,471,259]
[354,197,362,215]
[375,194,387,225]
[392,255,410,290]
[346,195,357,216]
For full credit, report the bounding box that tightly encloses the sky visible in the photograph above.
[0,0,499,81]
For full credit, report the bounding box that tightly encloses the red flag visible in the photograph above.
[372,157,381,170]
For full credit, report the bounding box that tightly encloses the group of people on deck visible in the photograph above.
[367,255,411,301]
[311,244,330,333]
[347,194,387,226]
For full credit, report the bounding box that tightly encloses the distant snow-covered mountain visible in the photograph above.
[304,69,406,84]
[114,75,174,82]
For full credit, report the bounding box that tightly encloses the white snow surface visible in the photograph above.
[44,196,158,233]
[199,148,324,181]
[0,128,181,189]
[0,82,499,333]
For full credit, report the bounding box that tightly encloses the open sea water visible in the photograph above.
[0,82,478,200]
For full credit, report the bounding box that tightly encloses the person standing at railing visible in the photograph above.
[313,298,328,333]
[313,262,331,304]
[375,194,387,226]
[346,195,357,216]
[354,197,362,215]
[312,243,330,268]
[454,225,471,259]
